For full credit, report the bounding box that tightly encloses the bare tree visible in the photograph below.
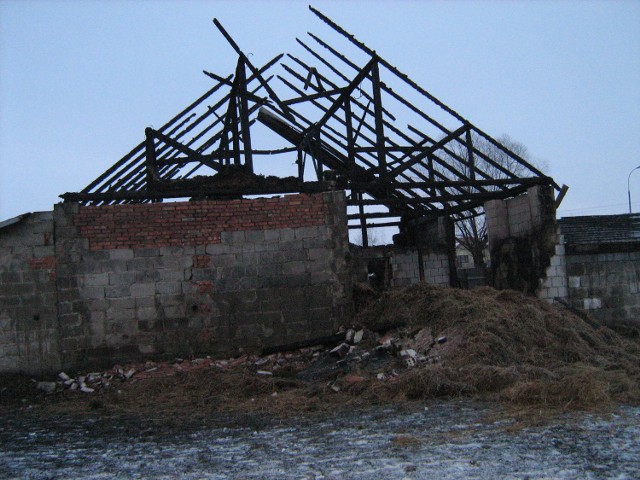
[443,133,542,267]
[350,227,386,246]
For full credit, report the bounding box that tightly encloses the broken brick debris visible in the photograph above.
[39,323,448,397]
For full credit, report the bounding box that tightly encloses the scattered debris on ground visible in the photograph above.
[4,284,639,416]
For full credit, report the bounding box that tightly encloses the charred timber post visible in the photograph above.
[358,192,369,247]
[371,60,387,181]
[465,128,476,182]
[213,18,294,121]
[144,128,161,188]
[235,58,254,172]
[445,216,460,288]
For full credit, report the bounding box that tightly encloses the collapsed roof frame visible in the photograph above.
[61,6,564,242]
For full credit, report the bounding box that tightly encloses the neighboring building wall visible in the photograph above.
[557,214,640,326]
[0,213,61,373]
[565,250,640,326]
[0,191,351,373]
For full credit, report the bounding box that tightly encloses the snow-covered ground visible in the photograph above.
[1,401,638,479]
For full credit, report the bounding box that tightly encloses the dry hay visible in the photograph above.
[357,283,640,408]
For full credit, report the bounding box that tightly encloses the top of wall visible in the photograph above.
[0,212,53,231]
[559,214,640,247]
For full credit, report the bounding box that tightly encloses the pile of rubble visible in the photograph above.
[36,367,137,395]
[37,325,455,397]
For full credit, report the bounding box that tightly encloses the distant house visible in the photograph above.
[455,240,488,288]
[557,214,640,326]
[455,245,474,270]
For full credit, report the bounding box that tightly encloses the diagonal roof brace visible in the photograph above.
[146,127,222,173]
[300,56,377,150]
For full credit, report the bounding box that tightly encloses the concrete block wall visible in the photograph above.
[537,233,569,302]
[392,250,449,287]
[486,185,553,250]
[485,199,508,251]
[53,191,350,370]
[504,193,531,238]
[0,213,61,373]
[565,251,640,326]
[485,185,558,294]
[351,245,450,288]
[0,191,351,373]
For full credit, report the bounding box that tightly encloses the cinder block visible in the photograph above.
[109,297,136,311]
[550,255,563,267]
[133,248,159,258]
[225,231,245,244]
[82,286,105,300]
[163,304,186,318]
[134,296,155,308]
[282,261,307,275]
[109,272,136,286]
[81,273,109,286]
[156,256,183,270]
[105,285,130,299]
[294,226,319,240]
[159,246,183,256]
[156,269,185,282]
[245,230,265,243]
[156,282,182,296]
[109,249,134,261]
[583,298,603,310]
[263,229,281,242]
[130,282,156,298]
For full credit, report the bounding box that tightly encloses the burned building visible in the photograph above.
[1,7,566,373]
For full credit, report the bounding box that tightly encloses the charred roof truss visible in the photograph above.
[62,6,562,236]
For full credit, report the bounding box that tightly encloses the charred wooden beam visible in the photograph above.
[392,123,469,177]
[146,128,222,172]
[298,35,396,121]
[61,180,328,203]
[302,56,377,143]
[278,64,434,207]
[309,5,468,123]
[258,107,423,217]
[283,87,344,105]
[213,18,294,121]
[370,60,387,179]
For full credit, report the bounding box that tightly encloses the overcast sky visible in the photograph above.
[1,0,639,222]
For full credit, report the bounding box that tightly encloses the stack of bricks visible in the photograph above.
[74,195,329,251]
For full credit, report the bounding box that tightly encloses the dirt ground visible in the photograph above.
[2,400,639,479]
[2,284,639,420]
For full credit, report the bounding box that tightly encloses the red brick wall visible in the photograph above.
[74,194,329,250]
